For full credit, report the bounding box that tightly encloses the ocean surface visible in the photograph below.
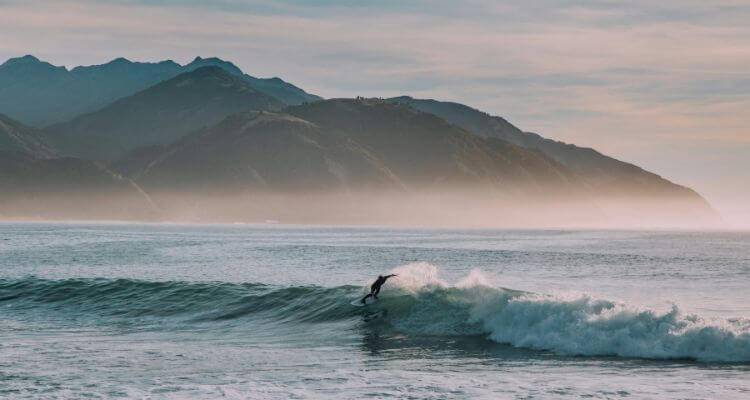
[1,222,749,399]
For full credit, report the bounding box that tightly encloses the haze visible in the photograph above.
[0,189,720,230]
[1,0,748,228]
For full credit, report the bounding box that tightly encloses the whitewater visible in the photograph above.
[1,223,748,398]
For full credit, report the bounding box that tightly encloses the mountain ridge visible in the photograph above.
[0,54,321,127]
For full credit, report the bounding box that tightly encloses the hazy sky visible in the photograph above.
[1,0,748,225]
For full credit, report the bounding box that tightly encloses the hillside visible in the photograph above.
[0,115,156,219]
[387,96,711,201]
[0,55,320,127]
[0,151,158,220]
[0,113,57,159]
[45,67,286,161]
[285,99,578,190]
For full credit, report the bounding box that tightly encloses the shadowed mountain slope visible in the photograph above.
[45,67,286,161]
[0,151,132,193]
[0,151,158,220]
[127,99,581,194]
[0,116,156,219]
[128,110,388,190]
[0,113,57,159]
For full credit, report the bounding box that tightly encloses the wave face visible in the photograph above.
[2,263,749,362]
[0,277,359,324]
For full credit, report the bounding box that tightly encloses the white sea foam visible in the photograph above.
[384,263,750,362]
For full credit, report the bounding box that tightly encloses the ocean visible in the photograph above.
[0,222,748,399]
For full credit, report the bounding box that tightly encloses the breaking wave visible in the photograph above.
[2,263,749,362]
[380,263,750,362]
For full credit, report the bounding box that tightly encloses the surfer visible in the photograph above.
[361,274,397,304]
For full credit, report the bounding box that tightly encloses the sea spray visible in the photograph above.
[474,293,750,361]
[382,262,750,362]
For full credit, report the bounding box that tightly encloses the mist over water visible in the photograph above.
[1,222,748,398]
[0,189,725,229]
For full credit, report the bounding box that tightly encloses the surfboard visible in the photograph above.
[351,296,377,307]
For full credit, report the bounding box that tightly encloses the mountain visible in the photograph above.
[115,99,613,225]
[128,99,580,193]
[284,99,579,190]
[387,96,711,202]
[118,98,716,226]
[0,115,156,220]
[45,67,286,161]
[124,110,388,190]
[0,55,321,127]
[0,53,718,226]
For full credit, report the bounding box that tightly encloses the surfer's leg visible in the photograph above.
[361,293,373,304]
[373,287,381,299]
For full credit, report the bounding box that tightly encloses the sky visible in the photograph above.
[1,0,749,226]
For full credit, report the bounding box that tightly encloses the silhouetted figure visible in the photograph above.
[361,274,397,304]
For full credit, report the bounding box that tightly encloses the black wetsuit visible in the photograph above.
[361,274,395,303]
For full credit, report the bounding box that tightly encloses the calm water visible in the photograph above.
[0,222,748,399]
